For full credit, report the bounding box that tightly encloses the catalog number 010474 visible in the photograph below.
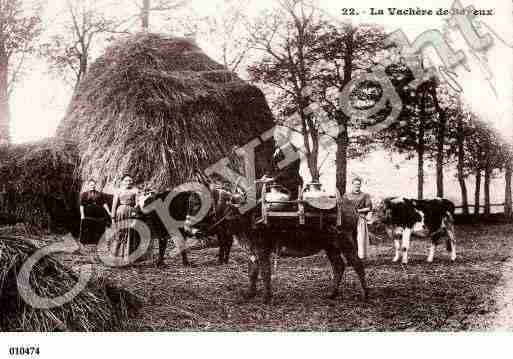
[9,347,40,356]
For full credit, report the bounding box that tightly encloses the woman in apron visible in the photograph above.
[343,177,372,259]
[110,174,140,264]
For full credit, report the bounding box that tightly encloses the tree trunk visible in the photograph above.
[457,173,469,214]
[436,111,446,197]
[416,89,430,200]
[0,53,9,145]
[505,160,512,218]
[474,169,481,215]
[336,118,349,195]
[73,54,88,90]
[484,166,491,215]
[417,113,426,200]
[79,55,87,84]
[456,119,469,215]
[417,145,424,200]
[142,0,150,31]
[335,33,354,196]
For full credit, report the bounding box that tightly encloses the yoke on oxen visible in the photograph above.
[255,177,343,229]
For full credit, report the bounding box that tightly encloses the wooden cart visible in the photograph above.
[254,181,343,229]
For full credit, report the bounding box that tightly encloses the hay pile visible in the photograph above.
[0,139,80,233]
[0,235,139,331]
[57,33,275,190]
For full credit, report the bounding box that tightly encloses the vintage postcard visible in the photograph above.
[0,0,511,357]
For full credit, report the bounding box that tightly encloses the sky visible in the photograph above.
[7,0,513,201]
[9,0,512,143]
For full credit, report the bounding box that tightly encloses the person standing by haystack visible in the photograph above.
[343,177,372,259]
[79,179,111,245]
[110,174,140,264]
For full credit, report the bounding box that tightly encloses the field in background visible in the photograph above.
[49,222,513,331]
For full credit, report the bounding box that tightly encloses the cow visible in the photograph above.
[136,184,241,267]
[373,197,456,264]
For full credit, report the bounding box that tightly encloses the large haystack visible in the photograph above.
[58,33,275,190]
[0,139,80,234]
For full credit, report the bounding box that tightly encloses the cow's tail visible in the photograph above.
[444,211,455,252]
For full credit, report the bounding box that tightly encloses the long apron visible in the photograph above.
[112,203,133,262]
[343,191,372,259]
[357,215,369,259]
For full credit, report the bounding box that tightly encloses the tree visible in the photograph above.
[505,152,512,218]
[430,89,471,213]
[462,119,506,215]
[312,21,385,194]
[0,0,41,145]
[247,0,325,182]
[463,119,487,215]
[42,0,129,89]
[248,2,386,189]
[168,0,252,76]
[377,58,439,200]
[414,81,438,200]
[430,80,446,198]
[492,142,513,218]
[138,0,187,31]
[429,83,469,200]
[453,110,471,215]
[442,105,512,217]
[481,128,508,215]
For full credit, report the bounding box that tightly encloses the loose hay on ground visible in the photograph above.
[0,235,140,331]
[54,223,513,331]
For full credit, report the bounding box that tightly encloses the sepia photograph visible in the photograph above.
[0,0,512,356]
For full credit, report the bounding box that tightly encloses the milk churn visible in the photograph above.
[303,182,323,199]
[265,183,291,210]
[303,182,336,210]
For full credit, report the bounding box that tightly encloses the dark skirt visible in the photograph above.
[80,205,109,244]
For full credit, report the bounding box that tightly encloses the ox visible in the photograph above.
[373,197,456,264]
[137,184,240,267]
[187,184,368,304]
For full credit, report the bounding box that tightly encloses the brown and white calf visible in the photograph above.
[373,197,456,264]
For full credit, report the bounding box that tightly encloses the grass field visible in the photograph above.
[7,222,513,331]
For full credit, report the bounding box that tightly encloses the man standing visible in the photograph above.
[270,141,303,199]
[343,177,372,259]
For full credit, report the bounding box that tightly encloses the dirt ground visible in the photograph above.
[12,222,513,331]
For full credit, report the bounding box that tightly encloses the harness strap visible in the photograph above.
[205,207,233,233]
